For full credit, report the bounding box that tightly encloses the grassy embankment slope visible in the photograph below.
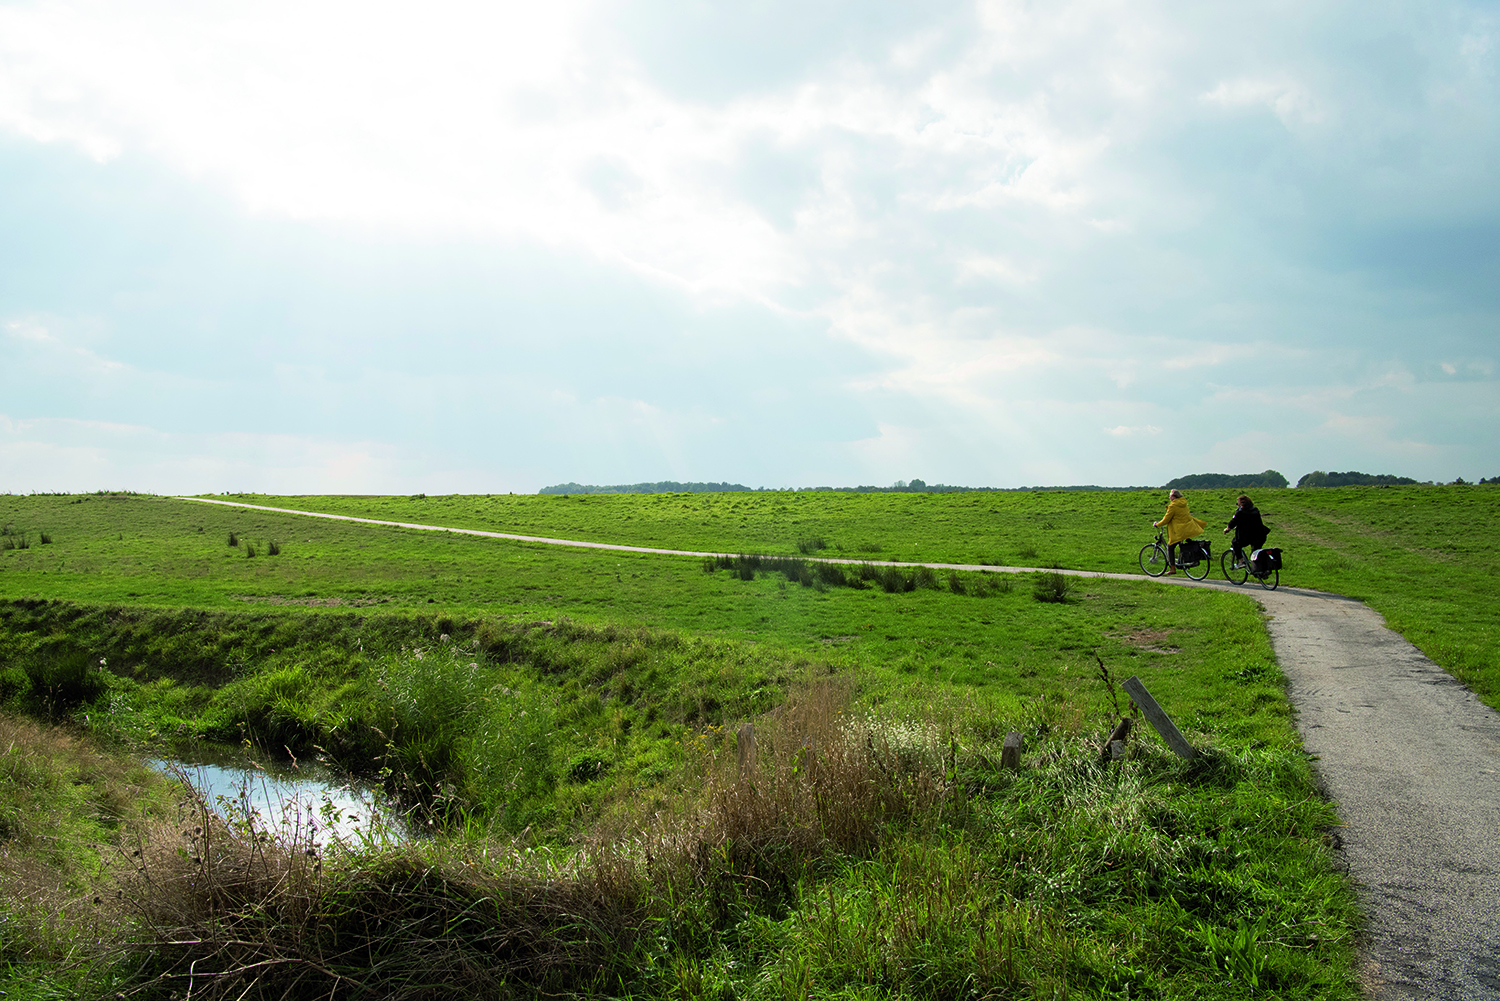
[142,484,1497,708]
[2,486,1482,999]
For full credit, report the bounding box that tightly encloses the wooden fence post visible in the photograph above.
[1099,716,1131,763]
[1002,731,1024,770]
[1121,677,1196,759]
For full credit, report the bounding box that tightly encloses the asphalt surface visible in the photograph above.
[180,497,1500,998]
[1253,586,1500,1000]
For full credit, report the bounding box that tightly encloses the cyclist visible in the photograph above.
[1223,494,1269,568]
[1154,489,1207,576]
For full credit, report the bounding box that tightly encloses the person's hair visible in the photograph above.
[1237,494,1252,507]
[1169,489,1183,499]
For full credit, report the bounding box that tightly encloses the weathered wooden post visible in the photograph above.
[1100,716,1132,763]
[1121,676,1196,759]
[1002,731,1024,770]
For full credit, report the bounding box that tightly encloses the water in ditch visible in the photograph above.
[149,744,408,847]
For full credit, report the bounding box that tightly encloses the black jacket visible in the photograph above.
[1227,503,1269,550]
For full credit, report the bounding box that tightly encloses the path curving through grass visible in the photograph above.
[177,496,1500,999]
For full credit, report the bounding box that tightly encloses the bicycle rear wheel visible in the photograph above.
[1258,567,1279,590]
[1185,552,1210,580]
[1138,543,1167,576]
[1222,550,1248,585]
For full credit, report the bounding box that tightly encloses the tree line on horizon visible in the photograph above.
[540,469,1492,495]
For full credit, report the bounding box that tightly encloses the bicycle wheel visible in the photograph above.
[1185,550,1210,580]
[1222,550,1248,585]
[1258,567,1279,590]
[1138,543,1166,576]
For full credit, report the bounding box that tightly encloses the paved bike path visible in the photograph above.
[179,498,1500,998]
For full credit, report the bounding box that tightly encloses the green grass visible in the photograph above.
[2,487,1494,707]
[0,691,1356,1000]
[11,486,1475,998]
[188,484,1500,708]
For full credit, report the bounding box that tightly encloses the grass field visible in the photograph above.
[5,484,1489,999]
[3,485,1494,709]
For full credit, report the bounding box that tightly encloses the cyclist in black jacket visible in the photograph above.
[1223,495,1269,568]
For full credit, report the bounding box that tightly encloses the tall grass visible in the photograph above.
[704,553,1011,596]
[7,681,1357,1000]
[16,646,106,716]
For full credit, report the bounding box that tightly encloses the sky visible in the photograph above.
[0,0,1496,495]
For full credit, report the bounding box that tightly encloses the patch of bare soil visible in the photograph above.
[1109,628,1181,653]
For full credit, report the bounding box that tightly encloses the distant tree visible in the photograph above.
[1295,471,1419,488]
[1163,470,1289,490]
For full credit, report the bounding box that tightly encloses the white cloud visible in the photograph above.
[4,319,53,343]
[0,0,1113,306]
[0,414,429,494]
[955,256,1039,285]
[0,0,1494,491]
[4,316,127,372]
[1200,78,1324,126]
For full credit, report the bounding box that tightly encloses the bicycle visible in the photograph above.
[1221,547,1280,589]
[1138,532,1209,580]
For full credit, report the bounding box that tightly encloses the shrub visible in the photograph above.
[814,561,850,588]
[1032,571,1073,604]
[858,564,914,593]
[21,647,106,715]
[638,678,953,867]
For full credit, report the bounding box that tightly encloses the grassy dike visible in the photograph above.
[0,490,1409,999]
[204,483,1499,709]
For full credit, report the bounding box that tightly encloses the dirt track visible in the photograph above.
[180,498,1500,998]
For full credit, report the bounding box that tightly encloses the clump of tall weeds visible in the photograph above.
[706,554,982,596]
[95,775,650,1001]
[1032,570,1074,603]
[591,676,964,919]
[17,646,107,717]
[681,677,952,857]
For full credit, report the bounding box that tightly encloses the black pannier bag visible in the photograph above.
[1180,539,1209,565]
[1251,548,1282,572]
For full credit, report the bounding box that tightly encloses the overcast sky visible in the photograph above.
[1,0,1495,494]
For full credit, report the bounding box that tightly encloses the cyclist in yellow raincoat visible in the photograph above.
[1154,489,1207,576]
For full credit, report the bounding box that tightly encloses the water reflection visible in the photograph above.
[149,746,407,847]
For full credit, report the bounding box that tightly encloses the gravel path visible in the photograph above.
[180,498,1500,997]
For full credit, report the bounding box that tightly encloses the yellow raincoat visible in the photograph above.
[1155,498,1207,545]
